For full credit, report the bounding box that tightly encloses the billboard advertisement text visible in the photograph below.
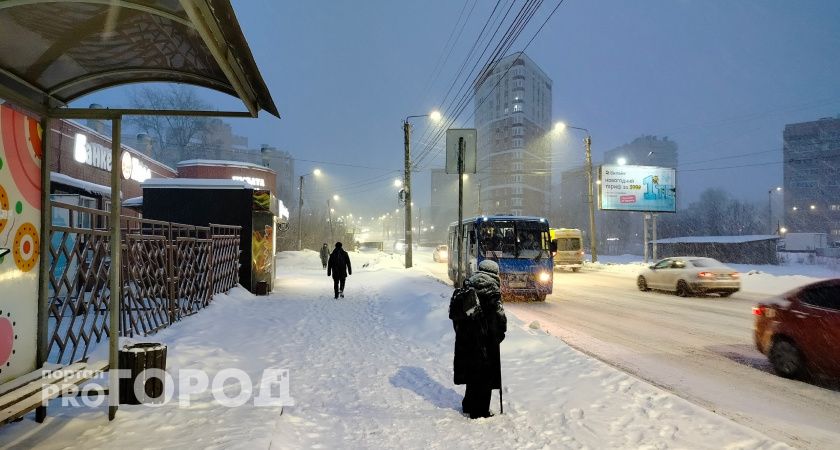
[599,165,676,213]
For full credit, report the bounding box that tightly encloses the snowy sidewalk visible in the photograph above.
[1,251,787,449]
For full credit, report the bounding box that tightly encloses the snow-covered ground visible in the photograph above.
[0,250,789,449]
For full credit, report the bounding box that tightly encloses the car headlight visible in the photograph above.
[538,271,551,283]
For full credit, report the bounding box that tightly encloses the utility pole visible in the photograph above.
[403,120,413,268]
[297,175,304,250]
[584,135,598,263]
[457,137,465,287]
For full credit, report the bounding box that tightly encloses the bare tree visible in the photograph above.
[128,85,213,165]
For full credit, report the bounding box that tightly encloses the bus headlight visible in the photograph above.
[538,271,551,283]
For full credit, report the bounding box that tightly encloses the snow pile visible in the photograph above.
[0,251,786,449]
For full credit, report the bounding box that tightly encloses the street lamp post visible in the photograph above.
[402,110,441,268]
[297,169,321,251]
[328,194,339,243]
[555,122,598,263]
[768,186,781,234]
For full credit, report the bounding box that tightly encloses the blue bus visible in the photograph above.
[448,215,554,301]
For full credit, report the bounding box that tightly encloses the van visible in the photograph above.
[550,228,584,272]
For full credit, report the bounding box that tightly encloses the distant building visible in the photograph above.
[429,168,479,242]
[783,116,840,239]
[558,166,590,231]
[259,145,295,212]
[474,52,552,217]
[602,135,678,170]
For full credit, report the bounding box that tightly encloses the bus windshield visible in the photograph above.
[478,220,549,259]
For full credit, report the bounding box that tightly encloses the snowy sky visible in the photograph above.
[75,0,840,219]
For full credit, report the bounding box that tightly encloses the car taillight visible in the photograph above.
[752,306,765,316]
[697,272,715,279]
[579,251,584,255]
[730,272,740,279]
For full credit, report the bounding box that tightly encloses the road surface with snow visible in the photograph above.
[0,250,787,449]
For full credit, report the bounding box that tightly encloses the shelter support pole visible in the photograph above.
[109,117,122,421]
[35,116,52,423]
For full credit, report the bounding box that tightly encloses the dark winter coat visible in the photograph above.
[319,245,330,264]
[327,248,352,279]
[449,271,506,388]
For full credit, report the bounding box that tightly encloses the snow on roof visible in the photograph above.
[123,196,143,207]
[51,172,121,198]
[142,178,255,190]
[177,159,275,173]
[652,235,779,244]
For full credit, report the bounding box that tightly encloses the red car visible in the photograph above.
[753,279,840,378]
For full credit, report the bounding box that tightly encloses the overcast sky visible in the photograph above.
[78,0,840,219]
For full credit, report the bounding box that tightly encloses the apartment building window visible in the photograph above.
[513,162,524,171]
[513,185,523,195]
[512,126,524,136]
[512,198,523,207]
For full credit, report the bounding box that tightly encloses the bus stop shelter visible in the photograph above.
[0,0,278,420]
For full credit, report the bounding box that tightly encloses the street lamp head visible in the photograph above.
[333,194,339,201]
[430,110,442,122]
[776,186,782,191]
[780,227,788,234]
[313,168,322,176]
[617,157,627,166]
[394,179,403,187]
[553,122,567,133]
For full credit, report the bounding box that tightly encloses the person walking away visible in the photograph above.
[320,243,330,269]
[449,259,506,419]
[327,241,352,299]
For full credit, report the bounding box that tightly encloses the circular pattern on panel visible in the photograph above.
[13,222,38,272]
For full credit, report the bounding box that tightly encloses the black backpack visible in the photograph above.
[448,286,481,322]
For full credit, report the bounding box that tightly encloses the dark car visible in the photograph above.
[753,279,840,378]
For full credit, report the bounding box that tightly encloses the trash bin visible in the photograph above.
[255,281,268,295]
[118,343,167,405]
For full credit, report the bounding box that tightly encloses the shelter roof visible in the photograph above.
[0,0,278,117]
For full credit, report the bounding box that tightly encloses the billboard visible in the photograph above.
[599,165,676,212]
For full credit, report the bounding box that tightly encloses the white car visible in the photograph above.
[637,257,740,297]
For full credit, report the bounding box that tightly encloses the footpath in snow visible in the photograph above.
[0,250,788,449]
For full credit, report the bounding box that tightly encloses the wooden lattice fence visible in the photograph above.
[46,202,242,365]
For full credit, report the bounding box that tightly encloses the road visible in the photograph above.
[414,254,840,449]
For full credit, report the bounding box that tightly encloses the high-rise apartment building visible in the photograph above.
[783,116,840,239]
[474,53,552,217]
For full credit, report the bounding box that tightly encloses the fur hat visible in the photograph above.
[335,242,343,248]
[478,259,499,275]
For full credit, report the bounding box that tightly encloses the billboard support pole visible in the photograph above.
[651,213,658,261]
[643,213,649,263]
